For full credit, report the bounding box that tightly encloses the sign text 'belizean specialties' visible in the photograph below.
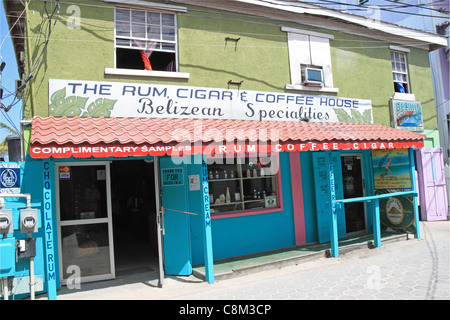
[48,79,373,123]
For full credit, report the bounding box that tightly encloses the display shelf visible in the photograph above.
[208,178,241,182]
[210,201,242,206]
[240,175,275,180]
[206,157,279,215]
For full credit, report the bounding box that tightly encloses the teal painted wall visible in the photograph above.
[1,159,59,299]
[190,152,295,264]
[158,152,295,266]
[300,150,376,244]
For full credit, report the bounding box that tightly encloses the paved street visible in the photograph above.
[52,220,449,301]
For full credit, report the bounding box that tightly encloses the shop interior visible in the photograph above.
[341,155,366,234]
[110,159,159,277]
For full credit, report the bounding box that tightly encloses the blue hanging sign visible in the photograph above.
[201,159,214,283]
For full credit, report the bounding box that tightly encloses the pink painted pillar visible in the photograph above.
[290,152,306,245]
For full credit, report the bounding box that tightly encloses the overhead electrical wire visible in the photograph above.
[22,1,60,90]
[0,0,442,109]
[296,0,449,13]
[0,0,446,106]
[382,0,449,14]
[0,0,445,145]
[0,0,443,55]
[1,4,444,42]
[27,0,450,19]
[0,0,60,113]
[1,0,446,38]
[297,0,450,17]
[0,2,27,57]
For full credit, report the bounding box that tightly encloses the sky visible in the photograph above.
[0,1,22,150]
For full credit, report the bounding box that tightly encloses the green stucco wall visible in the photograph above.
[330,34,436,129]
[23,0,437,132]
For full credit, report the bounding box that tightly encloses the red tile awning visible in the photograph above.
[29,116,425,159]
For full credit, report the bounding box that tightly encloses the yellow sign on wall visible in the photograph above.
[372,149,411,190]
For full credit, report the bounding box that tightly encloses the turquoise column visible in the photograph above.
[328,151,339,258]
[42,160,57,300]
[408,148,421,239]
[373,199,381,248]
[201,159,214,283]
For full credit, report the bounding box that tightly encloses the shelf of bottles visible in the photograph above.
[207,157,278,214]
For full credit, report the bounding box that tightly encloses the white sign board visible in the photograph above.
[49,79,372,123]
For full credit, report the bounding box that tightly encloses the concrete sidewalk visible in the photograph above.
[40,220,449,300]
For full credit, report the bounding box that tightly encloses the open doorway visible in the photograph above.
[341,154,366,234]
[110,159,159,277]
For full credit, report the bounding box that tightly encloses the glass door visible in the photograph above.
[341,154,366,233]
[56,161,115,284]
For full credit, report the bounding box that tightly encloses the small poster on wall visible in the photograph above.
[188,174,200,191]
[372,149,411,190]
[59,166,70,180]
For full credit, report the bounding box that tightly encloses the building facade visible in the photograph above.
[1,0,446,299]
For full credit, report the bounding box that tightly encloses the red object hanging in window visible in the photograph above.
[140,50,152,70]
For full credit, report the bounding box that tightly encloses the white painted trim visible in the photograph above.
[55,161,115,285]
[393,92,416,101]
[105,0,187,12]
[285,84,339,93]
[284,30,336,90]
[281,26,334,40]
[105,68,190,79]
[389,45,411,53]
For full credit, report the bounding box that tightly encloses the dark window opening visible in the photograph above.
[394,82,409,93]
[116,48,176,72]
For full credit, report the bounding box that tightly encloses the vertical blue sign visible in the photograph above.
[328,152,339,258]
[201,160,214,283]
[43,161,57,300]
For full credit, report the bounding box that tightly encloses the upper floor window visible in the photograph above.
[390,50,410,93]
[115,7,177,72]
[282,26,338,93]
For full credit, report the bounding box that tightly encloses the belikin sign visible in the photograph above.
[48,79,373,123]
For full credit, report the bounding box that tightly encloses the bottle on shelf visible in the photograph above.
[226,187,231,203]
[215,170,219,179]
[253,189,257,199]
[209,171,213,180]
[230,170,235,178]
[247,169,251,178]
[224,170,228,179]
[253,168,257,177]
